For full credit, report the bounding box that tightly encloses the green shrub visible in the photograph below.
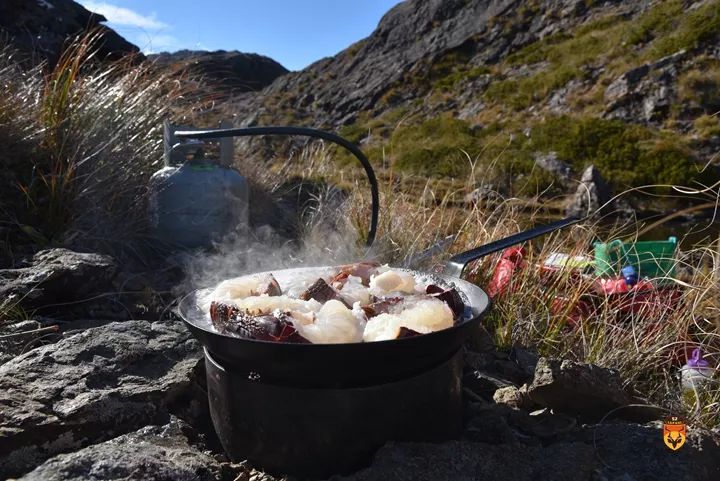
[645,0,720,60]
[678,65,720,114]
[528,116,714,189]
[392,116,479,177]
[395,145,471,177]
[433,65,490,91]
[338,123,368,144]
[488,64,581,110]
[624,0,683,45]
[693,114,720,138]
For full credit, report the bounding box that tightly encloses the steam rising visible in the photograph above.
[180,192,369,293]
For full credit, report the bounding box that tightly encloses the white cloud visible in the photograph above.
[79,1,168,30]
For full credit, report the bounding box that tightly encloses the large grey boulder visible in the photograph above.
[527,357,635,419]
[603,51,686,123]
[0,248,120,317]
[565,164,614,217]
[0,320,202,479]
[19,418,225,481]
[534,151,572,183]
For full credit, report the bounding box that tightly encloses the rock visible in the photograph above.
[463,184,505,205]
[467,401,575,444]
[509,346,539,380]
[333,440,596,481]
[464,369,516,401]
[576,422,720,481]
[0,248,119,318]
[464,347,539,401]
[547,78,585,113]
[565,164,614,217]
[527,357,635,419]
[534,151,572,182]
[148,50,288,94]
[604,65,650,103]
[18,418,230,481]
[465,404,520,445]
[0,320,59,366]
[0,320,203,479]
[0,0,140,67]
[604,51,686,122]
[493,385,526,409]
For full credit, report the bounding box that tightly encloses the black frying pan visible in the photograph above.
[176,216,581,387]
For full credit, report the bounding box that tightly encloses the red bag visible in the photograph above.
[486,247,526,298]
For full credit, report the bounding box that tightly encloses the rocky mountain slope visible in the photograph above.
[0,0,140,65]
[149,50,288,94]
[229,0,720,196]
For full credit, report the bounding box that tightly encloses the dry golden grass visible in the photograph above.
[276,144,720,429]
[378,189,720,429]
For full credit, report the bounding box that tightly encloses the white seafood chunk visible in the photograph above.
[203,273,278,307]
[369,270,416,294]
[230,295,321,316]
[363,313,402,342]
[396,298,453,333]
[298,299,364,344]
[339,275,371,305]
[362,297,453,342]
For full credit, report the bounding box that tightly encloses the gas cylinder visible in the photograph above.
[148,123,248,249]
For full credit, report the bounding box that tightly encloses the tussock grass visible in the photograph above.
[0,31,193,259]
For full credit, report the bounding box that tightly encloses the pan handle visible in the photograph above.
[442,216,582,278]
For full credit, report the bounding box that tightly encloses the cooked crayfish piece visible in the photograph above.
[300,278,344,304]
[361,297,403,318]
[425,285,465,320]
[332,261,381,286]
[210,301,238,324]
[211,306,308,343]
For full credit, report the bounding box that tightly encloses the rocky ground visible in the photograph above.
[1,248,719,481]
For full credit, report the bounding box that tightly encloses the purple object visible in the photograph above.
[687,348,710,368]
[621,265,638,286]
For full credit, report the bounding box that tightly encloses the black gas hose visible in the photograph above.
[174,126,379,248]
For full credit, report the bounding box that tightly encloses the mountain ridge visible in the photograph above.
[224,0,720,195]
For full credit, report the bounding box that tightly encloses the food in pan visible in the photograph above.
[204,262,467,344]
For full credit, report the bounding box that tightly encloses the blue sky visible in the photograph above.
[78,1,402,70]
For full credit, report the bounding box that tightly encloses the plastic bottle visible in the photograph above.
[680,348,713,392]
[621,265,638,287]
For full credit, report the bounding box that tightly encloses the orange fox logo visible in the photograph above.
[663,416,686,451]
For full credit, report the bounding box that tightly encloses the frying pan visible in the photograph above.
[173,126,581,387]
[177,216,581,387]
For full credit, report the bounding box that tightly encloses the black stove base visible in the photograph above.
[204,347,463,478]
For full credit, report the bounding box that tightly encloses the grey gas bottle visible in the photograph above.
[148,122,248,249]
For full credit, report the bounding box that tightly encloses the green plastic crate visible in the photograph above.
[594,236,678,279]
